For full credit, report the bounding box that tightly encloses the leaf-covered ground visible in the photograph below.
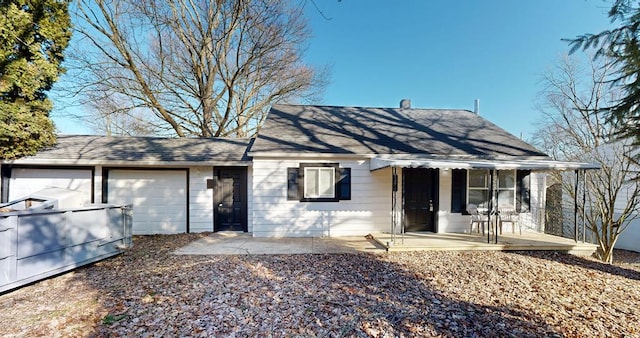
[1,233,639,337]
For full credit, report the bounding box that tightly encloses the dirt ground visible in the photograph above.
[1,233,639,337]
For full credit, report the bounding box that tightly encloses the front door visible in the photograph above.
[403,168,438,232]
[214,168,247,232]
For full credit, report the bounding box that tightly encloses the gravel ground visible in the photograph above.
[1,233,639,337]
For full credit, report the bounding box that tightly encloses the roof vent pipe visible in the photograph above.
[400,99,411,109]
[474,99,480,114]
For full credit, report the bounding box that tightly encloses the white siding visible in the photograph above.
[438,170,546,234]
[247,166,254,233]
[616,219,640,252]
[252,160,550,237]
[252,159,392,237]
[108,170,187,234]
[436,169,471,233]
[8,168,93,205]
[189,167,214,233]
[614,179,640,252]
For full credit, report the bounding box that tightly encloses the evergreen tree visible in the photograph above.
[568,1,640,156]
[0,0,71,159]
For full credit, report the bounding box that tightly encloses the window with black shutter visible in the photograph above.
[287,164,351,202]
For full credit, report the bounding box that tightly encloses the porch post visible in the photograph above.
[494,170,499,244]
[574,170,579,243]
[391,166,398,244]
[487,170,494,244]
[582,169,587,242]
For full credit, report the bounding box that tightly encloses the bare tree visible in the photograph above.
[67,0,326,137]
[534,54,640,263]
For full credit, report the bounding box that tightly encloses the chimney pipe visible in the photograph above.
[400,99,411,109]
[474,99,480,114]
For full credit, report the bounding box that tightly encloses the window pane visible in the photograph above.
[318,168,335,197]
[469,170,487,188]
[498,170,515,188]
[303,167,335,199]
[469,189,489,207]
[498,190,515,207]
[305,168,318,197]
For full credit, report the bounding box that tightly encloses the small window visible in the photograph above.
[468,169,490,207]
[287,163,351,202]
[497,170,516,207]
[304,167,335,198]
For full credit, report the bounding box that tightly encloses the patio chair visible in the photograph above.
[468,204,489,234]
[498,206,520,235]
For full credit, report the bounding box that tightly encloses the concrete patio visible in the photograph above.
[174,231,598,256]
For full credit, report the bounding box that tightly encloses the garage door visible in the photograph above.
[8,168,93,205]
[107,170,187,235]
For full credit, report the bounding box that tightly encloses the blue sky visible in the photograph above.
[52,0,615,140]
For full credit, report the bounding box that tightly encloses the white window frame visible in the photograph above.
[467,169,517,207]
[303,167,336,199]
[497,169,516,207]
[468,169,489,207]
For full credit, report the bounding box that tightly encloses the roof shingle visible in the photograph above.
[250,104,547,158]
[5,135,252,165]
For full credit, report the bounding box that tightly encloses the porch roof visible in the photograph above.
[369,156,600,171]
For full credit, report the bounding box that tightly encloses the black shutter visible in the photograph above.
[451,169,467,213]
[338,168,351,200]
[287,168,299,200]
[516,170,531,212]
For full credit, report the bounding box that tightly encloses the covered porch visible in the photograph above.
[371,155,600,247]
[371,232,598,255]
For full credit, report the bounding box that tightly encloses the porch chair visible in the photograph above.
[468,204,489,234]
[498,206,520,235]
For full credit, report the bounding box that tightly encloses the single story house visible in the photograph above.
[0,101,596,237]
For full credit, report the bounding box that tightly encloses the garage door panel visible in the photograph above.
[8,168,92,205]
[108,170,187,235]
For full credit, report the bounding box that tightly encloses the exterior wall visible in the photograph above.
[189,167,214,233]
[252,158,391,237]
[436,169,469,233]
[613,177,640,252]
[437,171,547,234]
[247,166,254,233]
[616,219,640,252]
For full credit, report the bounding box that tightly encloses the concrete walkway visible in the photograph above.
[174,232,387,255]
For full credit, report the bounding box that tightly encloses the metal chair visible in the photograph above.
[498,206,520,235]
[468,204,489,234]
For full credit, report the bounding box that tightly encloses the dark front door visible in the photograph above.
[214,168,247,232]
[403,168,438,232]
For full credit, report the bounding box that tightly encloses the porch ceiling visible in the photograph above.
[369,156,600,171]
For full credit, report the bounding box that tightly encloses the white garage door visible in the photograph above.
[107,170,187,235]
[9,168,93,205]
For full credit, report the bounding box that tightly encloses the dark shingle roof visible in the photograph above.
[5,135,252,165]
[250,104,547,158]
